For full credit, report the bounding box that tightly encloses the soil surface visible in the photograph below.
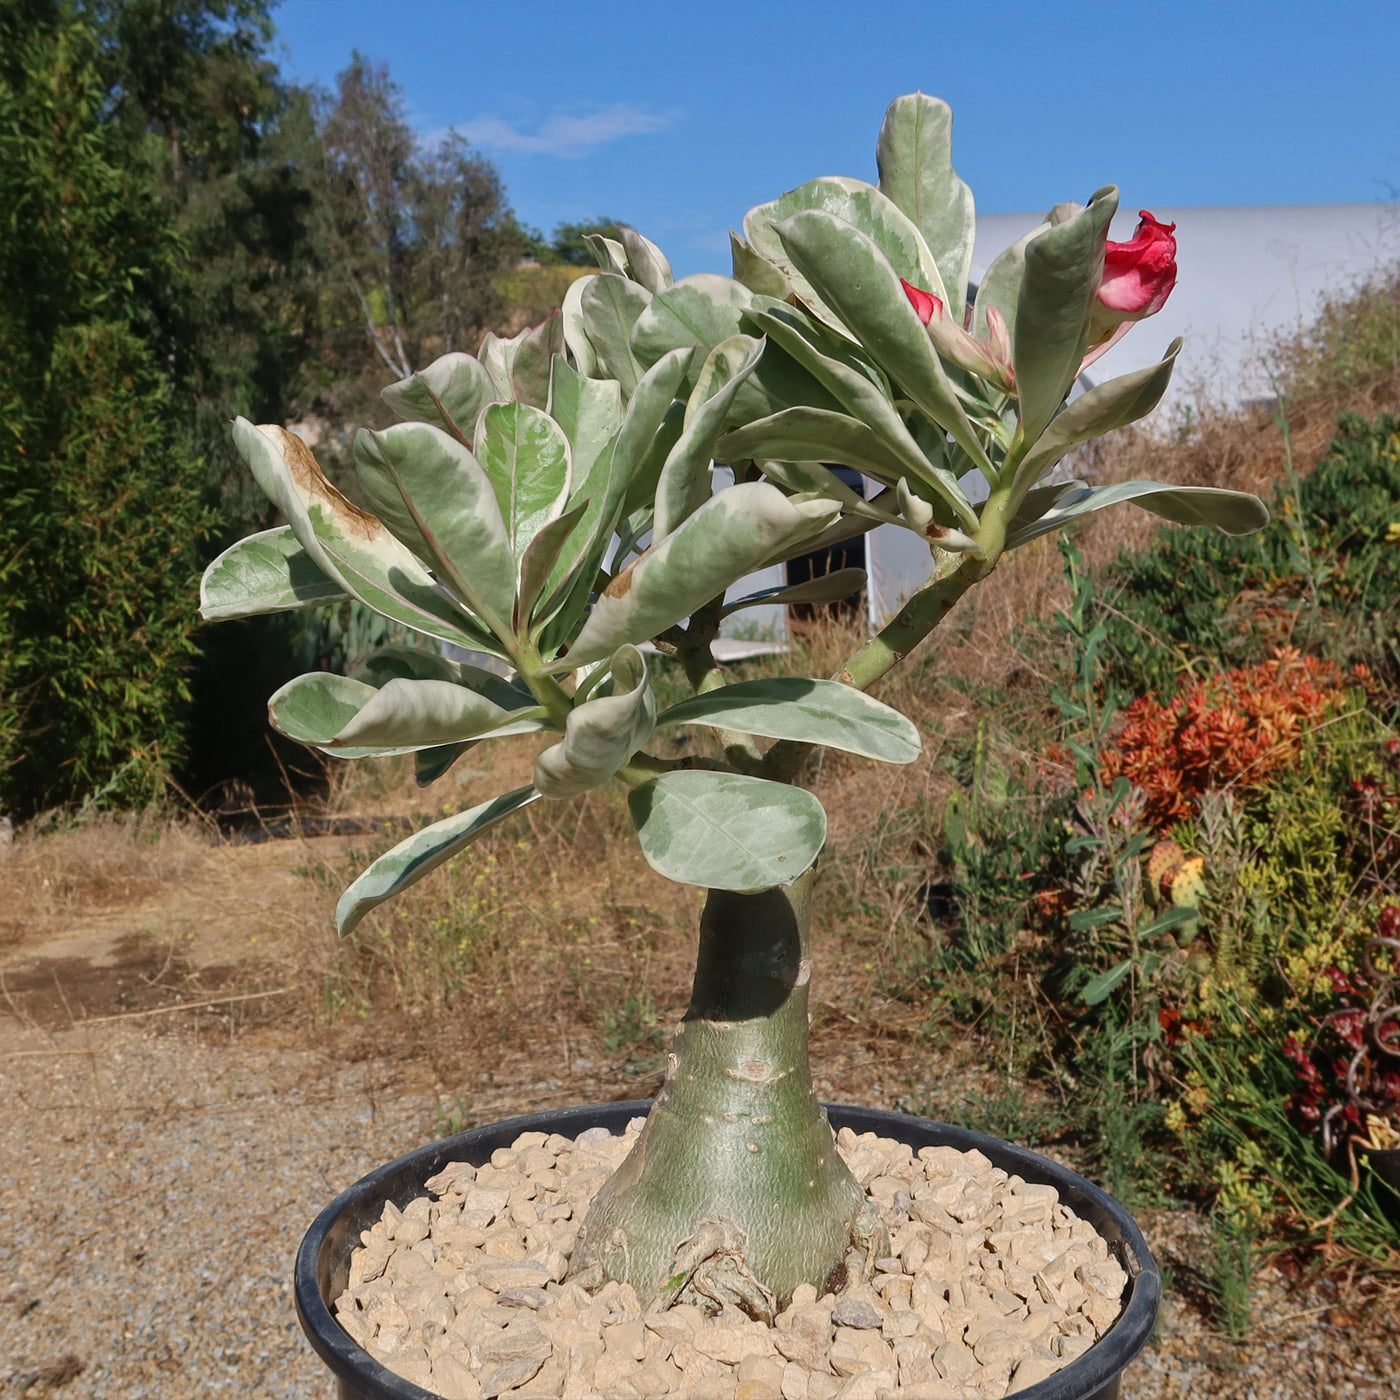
[2,833,1398,1399]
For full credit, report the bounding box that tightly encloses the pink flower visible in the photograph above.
[1086,211,1177,354]
[901,280,940,326]
[900,278,1015,393]
[1100,211,1178,316]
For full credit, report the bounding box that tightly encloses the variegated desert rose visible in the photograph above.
[202,93,1266,1310]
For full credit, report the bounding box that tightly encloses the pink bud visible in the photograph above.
[900,278,940,325]
[984,306,1010,365]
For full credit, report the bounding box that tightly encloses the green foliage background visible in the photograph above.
[1099,413,1400,702]
[0,2,605,818]
[0,3,213,811]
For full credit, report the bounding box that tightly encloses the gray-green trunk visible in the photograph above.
[572,872,873,1313]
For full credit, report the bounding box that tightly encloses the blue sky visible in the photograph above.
[274,0,1400,279]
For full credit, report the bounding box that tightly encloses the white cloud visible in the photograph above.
[456,104,677,159]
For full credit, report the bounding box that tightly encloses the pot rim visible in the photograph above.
[295,1101,1161,1400]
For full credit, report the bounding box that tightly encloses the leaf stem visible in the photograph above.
[760,549,984,784]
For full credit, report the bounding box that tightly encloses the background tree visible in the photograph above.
[0,0,213,813]
[545,217,628,267]
[314,54,523,423]
[79,0,328,533]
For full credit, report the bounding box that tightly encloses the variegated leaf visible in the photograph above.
[472,401,573,562]
[559,483,840,668]
[352,421,517,641]
[744,176,946,334]
[534,644,656,797]
[721,568,866,615]
[200,526,348,621]
[628,771,826,891]
[380,352,498,444]
[653,334,764,540]
[232,419,498,652]
[1014,187,1118,443]
[773,209,994,480]
[658,678,919,763]
[336,786,540,936]
[1006,479,1270,549]
[875,94,976,321]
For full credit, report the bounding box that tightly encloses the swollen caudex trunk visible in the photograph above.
[571,872,883,1316]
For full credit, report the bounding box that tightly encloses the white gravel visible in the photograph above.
[2,1018,1396,1399]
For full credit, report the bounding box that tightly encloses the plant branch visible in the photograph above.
[761,550,984,784]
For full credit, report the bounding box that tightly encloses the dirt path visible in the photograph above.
[3,836,1398,1398]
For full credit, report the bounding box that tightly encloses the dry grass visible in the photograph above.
[0,811,212,945]
[7,267,1399,1078]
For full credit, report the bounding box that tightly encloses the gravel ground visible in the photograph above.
[2,1018,1397,1399]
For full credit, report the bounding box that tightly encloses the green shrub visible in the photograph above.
[0,8,213,813]
[1099,413,1400,701]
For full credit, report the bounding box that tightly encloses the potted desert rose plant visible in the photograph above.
[203,95,1268,1399]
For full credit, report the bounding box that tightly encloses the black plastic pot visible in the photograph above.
[1363,1147,1400,1228]
[295,1103,1161,1400]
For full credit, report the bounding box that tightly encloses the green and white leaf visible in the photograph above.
[473,401,573,562]
[537,348,695,642]
[548,358,623,485]
[583,233,629,276]
[518,500,589,627]
[617,226,674,294]
[729,230,789,298]
[332,677,518,748]
[875,93,976,320]
[721,568,867,615]
[1006,478,1271,549]
[534,644,656,797]
[744,176,946,335]
[351,644,458,688]
[352,421,517,641]
[580,274,652,397]
[1013,187,1118,443]
[610,347,694,500]
[719,406,913,484]
[380,352,499,444]
[659,678,919,763]
[268,672,547,755]
[268,673,384,752]
[630,275,756,378]
[971,218,1049,346]
[773,209,994,480]
[745,304,977,529]
[561,274,600,375]
[478,328,522,399]
[628,771,827,891]
[559,483,840,668]
[1016,339,1181,489]
[336,785,540,936]
[200,526,348,621]
[745,458,870,510]
[510,313,565,409]
[653,334,764,540]
[414,743,470,788]
[233,419,498,652]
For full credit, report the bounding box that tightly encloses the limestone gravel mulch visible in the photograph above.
[2,1020,1397,1399]
[340,1121,1128,1398]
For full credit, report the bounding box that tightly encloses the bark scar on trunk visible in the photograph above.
[664,1217,778,1324]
